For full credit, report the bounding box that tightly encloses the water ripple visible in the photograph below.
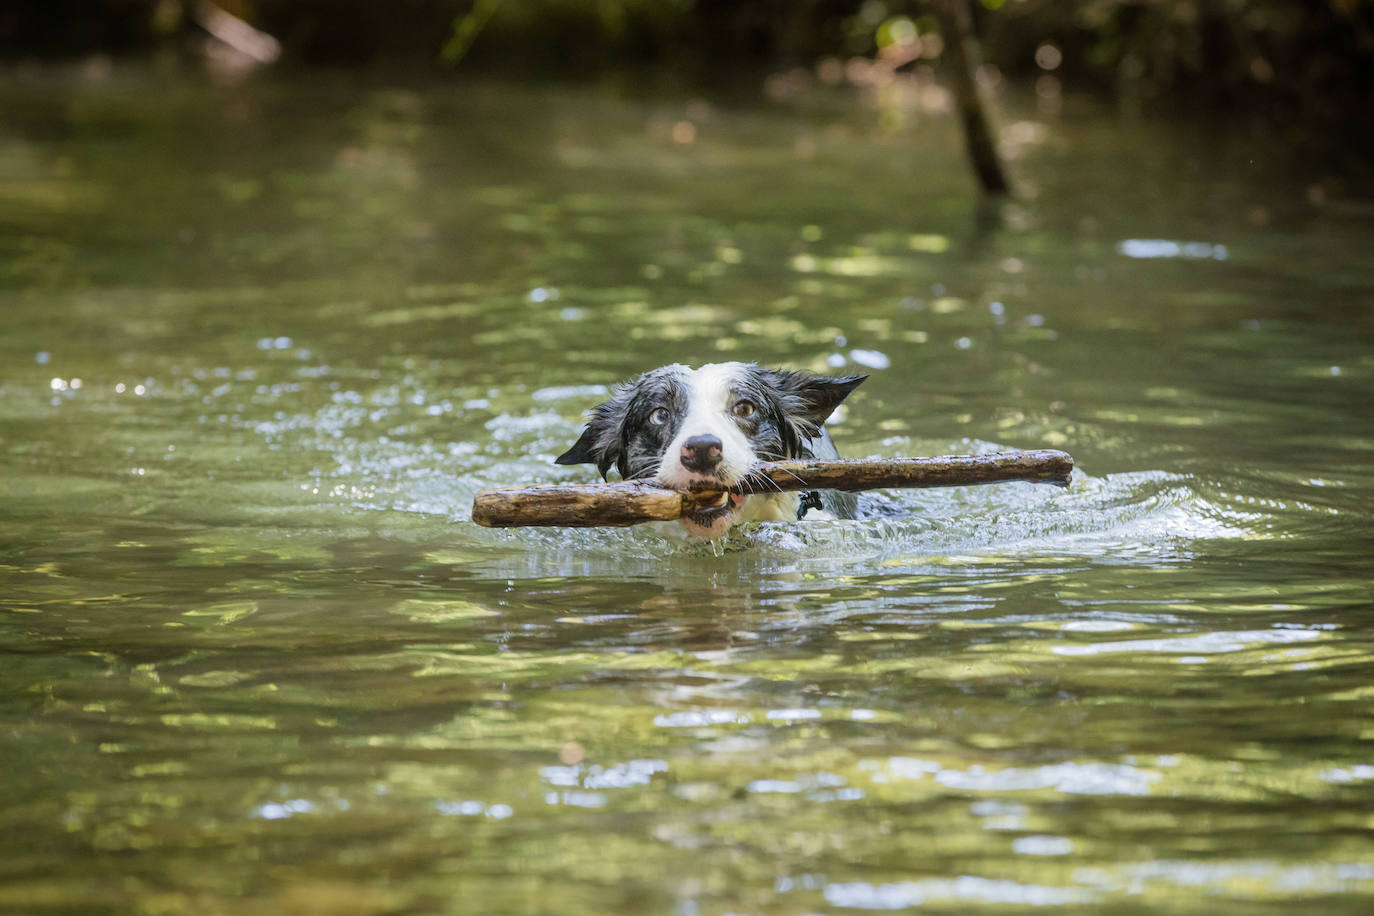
[822,876,1094,909]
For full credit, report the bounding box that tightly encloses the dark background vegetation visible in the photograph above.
[2,1,1372,170]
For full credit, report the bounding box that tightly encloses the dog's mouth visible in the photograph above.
[681,488,748,534]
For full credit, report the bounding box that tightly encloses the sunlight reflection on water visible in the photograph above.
[1051,627,1323,657]
[933,761,1158,795]
[822,876,1093,908]
[1116,238,1230,260]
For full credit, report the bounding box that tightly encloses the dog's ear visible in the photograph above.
[555,425,603,467]
[555,406,623,479]
[763,369,867,429]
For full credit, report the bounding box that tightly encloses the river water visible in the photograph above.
[2,70,1372,914]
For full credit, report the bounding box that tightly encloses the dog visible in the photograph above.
[556,362,865,538]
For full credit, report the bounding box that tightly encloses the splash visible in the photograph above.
[259,387,1269,571]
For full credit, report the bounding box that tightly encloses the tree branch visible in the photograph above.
[472,450,1072,528]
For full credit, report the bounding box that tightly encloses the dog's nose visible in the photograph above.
[680,434,723,472]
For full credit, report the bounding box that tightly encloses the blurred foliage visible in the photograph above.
[1,0,1370,145]
[973,1,1374,127]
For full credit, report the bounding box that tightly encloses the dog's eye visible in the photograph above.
[732,400,756,418]
[649,407,669,426]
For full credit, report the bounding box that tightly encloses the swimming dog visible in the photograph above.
[556,362,865,538]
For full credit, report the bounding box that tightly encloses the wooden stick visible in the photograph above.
[472,450,1072,528]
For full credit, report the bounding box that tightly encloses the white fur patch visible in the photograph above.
[656,362,754,490]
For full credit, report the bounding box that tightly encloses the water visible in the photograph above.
[2,68,1373,914]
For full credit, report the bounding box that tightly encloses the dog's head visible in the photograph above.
[556,362,865,537]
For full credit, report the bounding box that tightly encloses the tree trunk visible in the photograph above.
[934,0,1011,194]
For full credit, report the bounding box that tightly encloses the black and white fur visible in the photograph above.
[556,362,865,538]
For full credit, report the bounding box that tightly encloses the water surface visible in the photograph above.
[2,70,1373,914]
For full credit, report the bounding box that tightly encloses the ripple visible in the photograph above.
[765,707,822,721]
[1073,860,1374,896]
[822,876,1093,908]
[1012,835,1075,856]
[531,384,609,402]
[1052,628,1323,657]
[539,758,667,791]
[653,710,751,728]
[933,761,1158,796]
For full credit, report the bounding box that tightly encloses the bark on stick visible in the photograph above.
[471,450,1072,528]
